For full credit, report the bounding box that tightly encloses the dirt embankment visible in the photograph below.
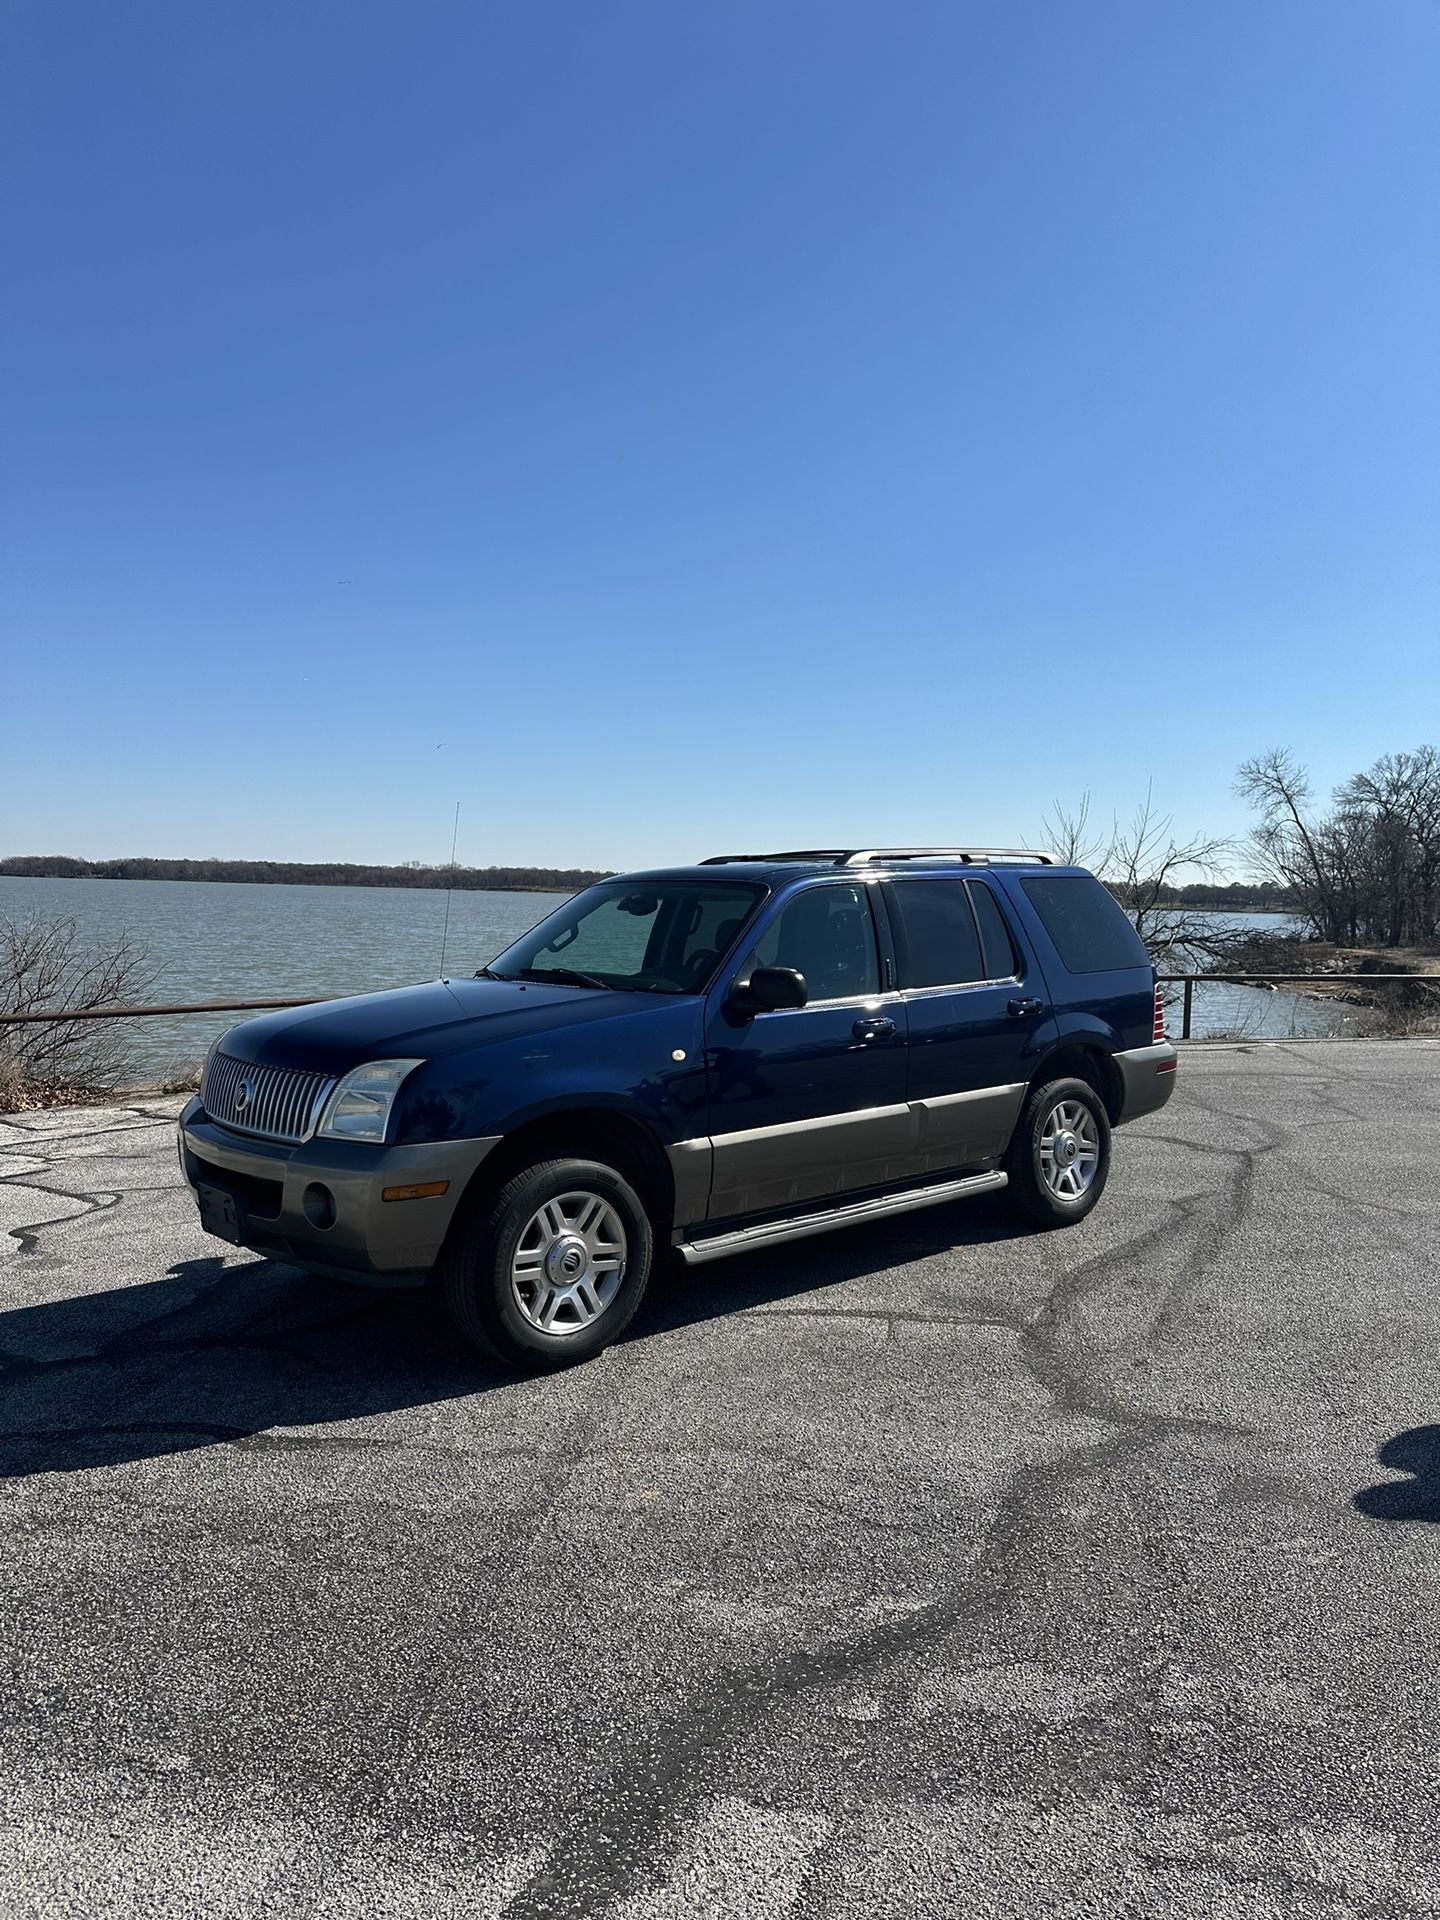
[1220,933,1440,1030]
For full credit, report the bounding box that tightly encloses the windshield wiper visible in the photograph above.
[516,965,612,991]
[474,965,511,981]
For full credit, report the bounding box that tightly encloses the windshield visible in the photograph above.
[485,880,767,995]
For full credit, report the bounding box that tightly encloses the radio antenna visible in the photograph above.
[438,800,461,976]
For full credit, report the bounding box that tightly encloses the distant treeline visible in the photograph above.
[0,855,612,894]
[0,856,1300,908]
[1146,881,1296,912]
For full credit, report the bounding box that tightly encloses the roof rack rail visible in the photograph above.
[700,847,1056,868]
[843,847,1055,867]
[699,849,858,865]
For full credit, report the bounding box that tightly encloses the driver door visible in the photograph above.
[703,882,909,1220]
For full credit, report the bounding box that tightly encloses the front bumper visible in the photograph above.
[1112,1041,1178,1125]
[178,1098,501,1284]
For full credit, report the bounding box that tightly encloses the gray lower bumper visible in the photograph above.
[1113,1041,1178,1125]
[178,1099,501,1283]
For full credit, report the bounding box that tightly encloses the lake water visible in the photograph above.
[1,875,561,1080]
[0,876,1364,1082]
[1156,910,1375,1045]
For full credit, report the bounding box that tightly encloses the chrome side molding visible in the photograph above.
[675,1169,1008,1265]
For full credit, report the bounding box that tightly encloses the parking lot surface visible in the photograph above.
[1,1040,1438,1919]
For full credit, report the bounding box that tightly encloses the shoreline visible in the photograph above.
[2,862,1288,908]
[0,864,608,896]
[1201,938,1440,1034]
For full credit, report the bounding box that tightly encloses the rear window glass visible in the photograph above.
[889,879,984,988]
[1019,874,1150,973]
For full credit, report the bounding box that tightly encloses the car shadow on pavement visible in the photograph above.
[0,1256,502,1478]
[0,1194,1027,1479]
[643,1189,1025,1334]
[1354,1426,1440,1524]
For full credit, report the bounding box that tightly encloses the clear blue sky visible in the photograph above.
[3,0,1436,875]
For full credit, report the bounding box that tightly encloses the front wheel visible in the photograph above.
[1004,1077,1111,1228]
[440,1157,655,1370]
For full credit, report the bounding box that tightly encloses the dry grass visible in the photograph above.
[1,913,163,1109]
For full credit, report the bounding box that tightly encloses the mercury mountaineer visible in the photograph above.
[179,848,1176,1370]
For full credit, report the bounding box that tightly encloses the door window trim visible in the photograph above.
[746,989,903,1017]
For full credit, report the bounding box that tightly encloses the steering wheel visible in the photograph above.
[678,946,723,991]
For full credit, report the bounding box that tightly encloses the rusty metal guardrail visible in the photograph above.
[3,973,1434,1043]
[0,996,330,1025]
[1155,972,1435,1040]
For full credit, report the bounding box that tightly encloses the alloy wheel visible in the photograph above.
[1038,1099,1101,1201]
[509,1190,628,1334]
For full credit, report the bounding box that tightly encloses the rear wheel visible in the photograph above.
[1004,1076,1111,1227]
[440,1156,654,1369]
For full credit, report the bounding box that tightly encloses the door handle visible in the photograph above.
[853,1016,896,1042]
[1007,997,1044,1018]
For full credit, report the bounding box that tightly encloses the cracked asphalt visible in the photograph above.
[1,1040,1438,1918]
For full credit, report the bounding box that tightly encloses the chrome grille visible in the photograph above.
[201,1052,336,1145]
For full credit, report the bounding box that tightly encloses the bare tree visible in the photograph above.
[1105,790,1234,968]
[1238,745,1440,947]
[1235,748,1342,940]
[1338,746,1440,946]
[1,915,163,1106]
[1037,791,1109,869]
[1039,786,1234,969]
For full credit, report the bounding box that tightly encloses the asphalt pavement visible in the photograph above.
[1,1040,1438,1919]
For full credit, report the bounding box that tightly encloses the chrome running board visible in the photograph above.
[676,1169,1008,1265]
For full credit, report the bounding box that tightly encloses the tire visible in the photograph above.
[440,1157,655,1370]
[1004,1076,1111,1228]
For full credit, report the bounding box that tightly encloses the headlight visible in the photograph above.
[317,1059,423,1144]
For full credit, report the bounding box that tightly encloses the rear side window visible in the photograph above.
[888,879,984,988]
[1020,873,1150,973]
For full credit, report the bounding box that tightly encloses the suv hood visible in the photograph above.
[216,977,678,1075]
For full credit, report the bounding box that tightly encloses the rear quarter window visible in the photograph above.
[968,881,1020,979]
[1019,874,1151,973]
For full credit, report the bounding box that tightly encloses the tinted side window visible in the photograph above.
[744,884,879,1002]
[967,881,1020,979]
[890,879,984,988]
[1020,874,1150,973]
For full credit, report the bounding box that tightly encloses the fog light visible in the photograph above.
[302,1183,336,1229]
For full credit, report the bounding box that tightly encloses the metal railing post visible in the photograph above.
[1182,978,1193,1041]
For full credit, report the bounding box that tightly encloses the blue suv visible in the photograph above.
[179,849,1176,1369]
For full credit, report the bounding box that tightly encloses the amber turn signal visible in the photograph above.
[381,1180,451,1203]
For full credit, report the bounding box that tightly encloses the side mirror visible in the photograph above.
[732,966,808,1014]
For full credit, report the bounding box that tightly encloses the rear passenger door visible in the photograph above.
[882,876,1047,1173]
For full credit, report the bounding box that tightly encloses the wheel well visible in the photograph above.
[1030,1044,1122,1124]
[448,1109,675,1237]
